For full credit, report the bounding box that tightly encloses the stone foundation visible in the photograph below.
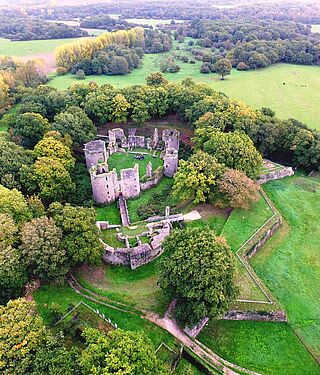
[258,165,294,184]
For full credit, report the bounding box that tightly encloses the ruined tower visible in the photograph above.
[120,164,141,199]
[84,140,107,170]
[163,148,178,177]
[90,167,120,204]
[162,129,180,150]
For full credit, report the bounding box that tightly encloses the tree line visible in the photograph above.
[55,27,172,74]
[181,19,320,70]
[22,1,320,25]
[0,57,47,116]
[0,16,88,41]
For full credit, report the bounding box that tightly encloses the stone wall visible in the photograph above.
[222,310,287,322]
[258,166,294,184]
[245,218,282,259]
[101,221,172,269]
[184,317,210,338]
[84,140,107,170]
[140,168,163,191]
[163,148,178,177]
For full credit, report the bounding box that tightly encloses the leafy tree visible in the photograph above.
[172,151,225,203]
[0,185,31,222]
[0,243,27,304]
[213,58,232,79]
[0,140,32,187]
[48,202,103,266]
[0,299,51,374]
[20,157,75,203]
[200,130,263,178]
[53,106,96,146]
[20,216,68,280]
[158,227,237,326]
[33,133,75,171]
[13,112,51,147]
[111,94,130,123]
[146,72,168,86]
[0,214,27,303]
[83,88,115,124]
[109,56,130,75]
[80,328,168,374]
[217,169,260,209]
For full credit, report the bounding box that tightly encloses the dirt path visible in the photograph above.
[68,273,261,375]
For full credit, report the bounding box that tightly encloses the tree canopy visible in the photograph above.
[158,227,237,326]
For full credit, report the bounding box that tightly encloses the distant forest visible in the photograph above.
[0,17,87,41]
[19,1,320,25]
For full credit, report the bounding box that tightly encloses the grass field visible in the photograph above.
[95,202,121,224]
[198,320,320,375]
[252,174,320,361]
[76,254,166,314]
[0,37,87,56]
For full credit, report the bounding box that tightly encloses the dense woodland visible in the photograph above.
[180,19,320,70]
[0,17,87,41]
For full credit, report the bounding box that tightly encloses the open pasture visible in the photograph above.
[48,56,320,130]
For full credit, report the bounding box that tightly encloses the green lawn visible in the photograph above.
[33,283,175,348]
[0,37,87,56]
[107,151,163,179]
[221,194,273,253]
[95,202,121,224]
[198,320,320,375]
[252,174,320,361]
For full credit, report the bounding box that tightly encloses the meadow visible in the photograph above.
[0,37,86,56]
[48,55,320,130]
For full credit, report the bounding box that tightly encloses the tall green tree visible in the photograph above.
[199,129,263,178]
[80,328,168,375]
[158,227,237,326]
[0,185,31,222]
[14,112,51,147]
[48,203,103,266]
[53,106,96,146]
[213,58,232,80]
[20,216,67,280]
[172,151,225,203]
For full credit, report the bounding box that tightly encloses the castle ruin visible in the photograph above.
[84,128,179,204]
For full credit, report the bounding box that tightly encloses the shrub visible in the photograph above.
[56,67,68,76]
[75,69,86,80]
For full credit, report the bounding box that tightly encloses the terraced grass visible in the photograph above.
[252,174,320,361]
[76,255,166,314]
[198,320,320,375]
[33,283,175,348]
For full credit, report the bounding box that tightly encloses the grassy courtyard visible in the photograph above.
[107,150,163,179]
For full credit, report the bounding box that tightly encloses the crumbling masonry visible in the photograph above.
[84,128,180,204]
